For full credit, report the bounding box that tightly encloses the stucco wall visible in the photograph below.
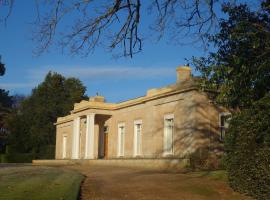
[193,92,229,154]
[55,121,73,159]
[55,88,227,160]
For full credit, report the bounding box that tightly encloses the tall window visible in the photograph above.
[219,113,232,141]
[62,135,67,159]
[134,120,142,156]
[118,123,125,157]
[164,115,174,156]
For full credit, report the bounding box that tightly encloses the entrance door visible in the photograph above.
[104,133,108,158]
[79,131,82,159]
[103,126,109,159]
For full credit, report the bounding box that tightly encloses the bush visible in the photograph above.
[0,154,8,163]
[225,94,270,200]
[0,145,55,163]
[36,145,55,159]
[0,153,35,163]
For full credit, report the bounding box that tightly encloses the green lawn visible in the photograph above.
[188,170,228,182]
[182,170,252,200]
[0,165,84,200]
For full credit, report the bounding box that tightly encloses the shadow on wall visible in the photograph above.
[150,92,226,170]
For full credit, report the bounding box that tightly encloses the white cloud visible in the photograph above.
[27,65,175,81]
[1,65,176,92]
[0,83,35,89]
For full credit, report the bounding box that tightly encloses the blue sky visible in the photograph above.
[0,1,208,103]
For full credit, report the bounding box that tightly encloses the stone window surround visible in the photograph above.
[133,119,143,157]
[219,112,232,141]
[163,114,174,156]
[117,122,125,157]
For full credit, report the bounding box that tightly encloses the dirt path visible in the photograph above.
[68,165,251,200]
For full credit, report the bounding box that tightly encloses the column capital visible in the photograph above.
[86,113,95,117]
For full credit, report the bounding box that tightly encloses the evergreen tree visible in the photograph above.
[6,72,87,158]
[0,89,12,153]
[193,1,270,109]
[0,55,5,76]
[225,94,270,200]
[0,55,12,153]
[193,1,270,199]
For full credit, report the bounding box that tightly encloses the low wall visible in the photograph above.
[32,159,76,165]
[32,158,189,170]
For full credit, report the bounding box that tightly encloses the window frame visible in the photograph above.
[163,114,174,156]
[219,112,232,141]
[117,123,125,157]
[133,119,142,157]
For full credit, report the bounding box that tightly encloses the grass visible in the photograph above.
[175,170,252,200]
[0,165,84,200]
[182,185,220,197]
[189,170,228,182]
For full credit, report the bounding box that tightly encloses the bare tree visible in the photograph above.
[2,0,242,57]
[0,0,14,25]
[0,55,5,76]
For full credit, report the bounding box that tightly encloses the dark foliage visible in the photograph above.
[0,153,35,163]
[0,55,5,76]
[0,62,5,76]
[193,1,270,198]
[193,1,270,109]
[6,72,87,159]
[225,94,270,200]
[0,89,13,153]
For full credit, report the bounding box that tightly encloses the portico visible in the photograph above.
[68,111,112,160]
[71,113,95,159]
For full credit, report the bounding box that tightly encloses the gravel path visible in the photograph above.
[67,165,251,200]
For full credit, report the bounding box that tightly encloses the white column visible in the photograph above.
[85,113,95,159]
[72,117,80,159]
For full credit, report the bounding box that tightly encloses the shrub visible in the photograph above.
[0,153,35,163]
[0,154,8,163]
[225,94,270,200]
[36,145,55,159]
[0,145,55,163]
[188,147,223,170]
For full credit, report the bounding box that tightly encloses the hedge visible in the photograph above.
[0,153,35,163]
[0,145,55,163]
[225,94,270,200]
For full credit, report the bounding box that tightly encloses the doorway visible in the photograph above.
[104,126,109,159]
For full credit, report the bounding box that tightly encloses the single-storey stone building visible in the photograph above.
[55,66,231,160]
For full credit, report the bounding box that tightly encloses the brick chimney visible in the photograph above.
[89,96,105,102]
[176,66,192,83]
